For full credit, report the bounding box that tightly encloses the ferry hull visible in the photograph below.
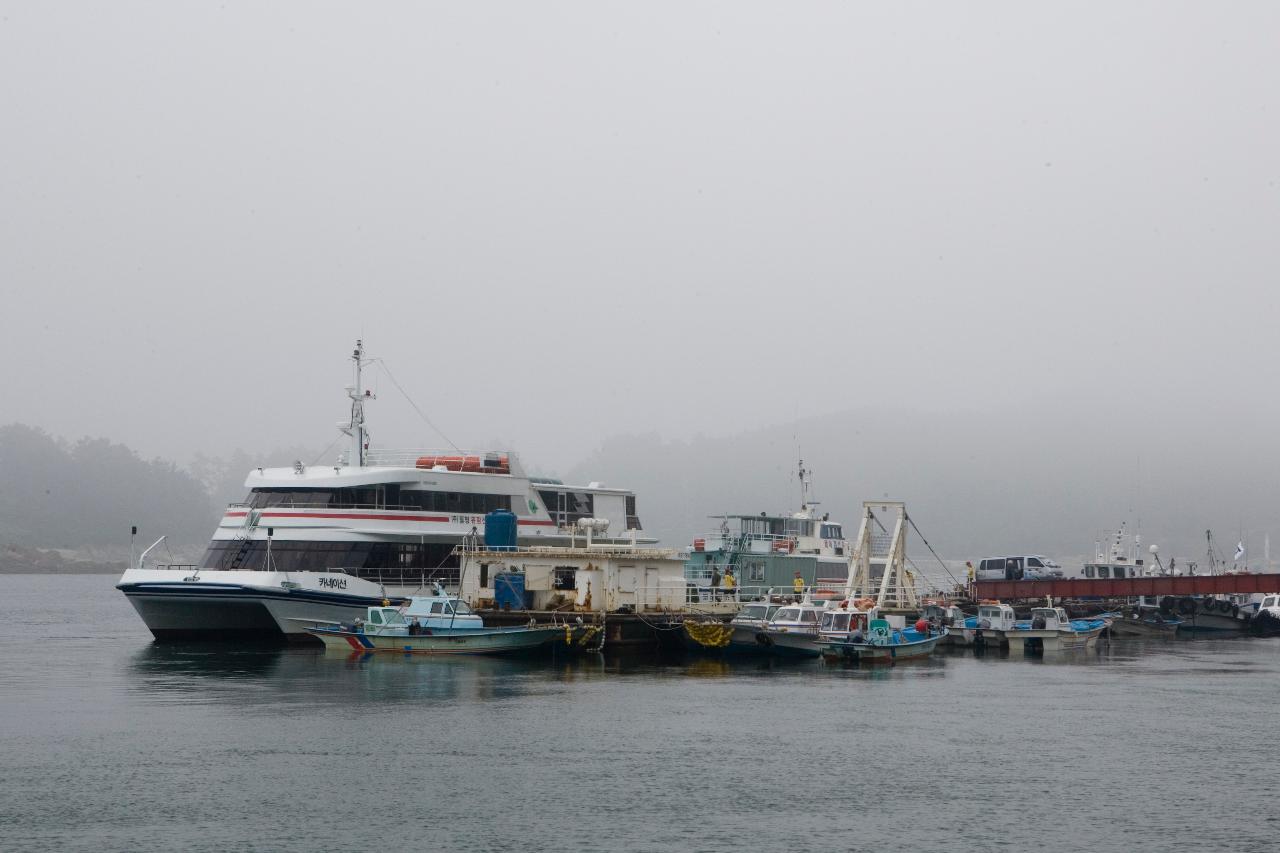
[122,590,282,641]
[117,568,394,643]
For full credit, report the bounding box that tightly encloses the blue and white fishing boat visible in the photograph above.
[945,601,1019,648]
[817,603,944,663]
[1004,605,1108,655]
[297,587,578,655]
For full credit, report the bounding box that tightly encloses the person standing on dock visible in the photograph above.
[710,565,722,601]
[723,568,737,601]
[793,571,805,597]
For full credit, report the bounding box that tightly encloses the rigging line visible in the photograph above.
[867,509,887,533]
[372,359,462,452]
[907,515,961,586]
[309,433,344,467]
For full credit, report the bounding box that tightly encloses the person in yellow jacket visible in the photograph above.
[722,568,737,600]
[793,571,805,596]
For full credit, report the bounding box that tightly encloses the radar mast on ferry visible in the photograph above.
[339,339,374,467]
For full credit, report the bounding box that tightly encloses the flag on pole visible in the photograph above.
[1234,541,1246,561]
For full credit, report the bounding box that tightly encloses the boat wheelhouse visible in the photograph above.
[684,461,850,599]
[1081,522,1148,580]
[117,341,654,642]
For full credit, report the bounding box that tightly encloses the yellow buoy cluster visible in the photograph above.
[683,620,733,649]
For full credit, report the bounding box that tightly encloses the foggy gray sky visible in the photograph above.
[2,4,1278,492]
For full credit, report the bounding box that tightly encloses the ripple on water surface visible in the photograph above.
[1,575,1278,852]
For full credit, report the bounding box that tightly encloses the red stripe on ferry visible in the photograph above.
[223,511,555,525]
[258,511,451,522]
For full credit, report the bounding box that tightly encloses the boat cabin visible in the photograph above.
[975,602,1018,631]
[1026,607,1072,631]
[817,608,876,642]
[766,597,831,635]
[921,601,966,627]
[731,602,782,628]
[354,607,409,636]
[402,591,485,630]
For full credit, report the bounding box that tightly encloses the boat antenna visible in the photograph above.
[341,340,375,467]
[374,358,462,453]
[798,458,817,511]
[450,527,479,631]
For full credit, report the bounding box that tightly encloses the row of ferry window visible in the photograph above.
[536,491,643,530]
[246,487,512,515]
[201,540,461,572]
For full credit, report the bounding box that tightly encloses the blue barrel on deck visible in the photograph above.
[493,572,526,611]
[484,510,518,551]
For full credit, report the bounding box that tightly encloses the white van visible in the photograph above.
[974,555,1063,581]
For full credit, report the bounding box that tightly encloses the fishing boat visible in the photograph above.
[683,594,827,657]
[1004,605,1109,655]
[920,600,970,646]
[817,603,943,663]
[1156,596,1249,636]
[946,601,1018,648]
[298,590,577,655]
[684,461,850,602]
[117,340,653,642]
[1105,604,1182,638]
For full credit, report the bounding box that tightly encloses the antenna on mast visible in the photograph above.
[340,340,375,467]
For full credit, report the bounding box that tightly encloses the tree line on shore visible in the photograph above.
[0,424,312,552]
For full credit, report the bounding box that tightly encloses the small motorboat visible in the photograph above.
[296,587,579,655]
[1105,604,1182,638]
[1005,605,1108,655]
[946,601,1018,648]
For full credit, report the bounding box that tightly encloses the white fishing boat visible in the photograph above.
[117,341,653,642]
[945,601,1019,648]
[1004,605,1109,655]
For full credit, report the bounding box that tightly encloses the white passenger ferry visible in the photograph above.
[117,341,652,642]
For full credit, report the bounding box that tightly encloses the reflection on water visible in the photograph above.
[6,575,1280,853]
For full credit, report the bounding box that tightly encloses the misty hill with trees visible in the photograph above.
[5,406,1277,575]
[0,425,214,549]
[568,408,1280,570]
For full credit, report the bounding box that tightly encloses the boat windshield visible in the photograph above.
[382,609,405,626]
[447,600,473,615]
[822,613,850,631]
[737,605,770,621]
[772,608,801,623]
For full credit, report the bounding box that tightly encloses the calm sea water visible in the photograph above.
[2,574,1278,852]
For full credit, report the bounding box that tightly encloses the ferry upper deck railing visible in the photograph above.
[361,448,518,468]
